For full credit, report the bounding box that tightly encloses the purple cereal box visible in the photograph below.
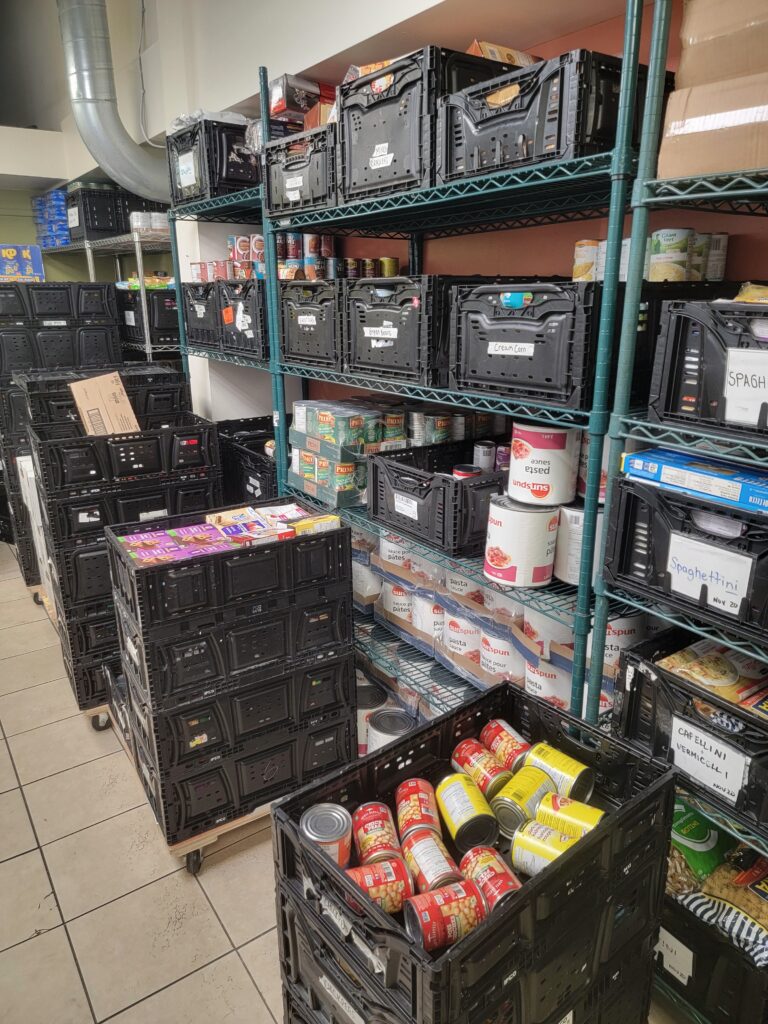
[118,529,175,551]
[166,524,223,547]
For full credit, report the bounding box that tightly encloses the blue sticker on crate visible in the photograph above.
[500,291,533,309]
[0,243,44,282]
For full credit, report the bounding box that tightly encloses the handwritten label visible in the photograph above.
[725,348,768,426]
[363,326,398,339]
[320,894,352,936]
[370,144,394,169]
[67,205,79,228]
[394,492,418,520]
[285,175,303,190]
[671,715,749,804]
[488,341,535,357]
[177,151,197,188]
[139,508,167,522]
[319,976,364,1024]
[286,190,301,202]
[667,532,752,617]
[656,927,694,984]
[42,319,67,327]
[298,314,317,326]
[124,310,136,326]
[193,302,205,319]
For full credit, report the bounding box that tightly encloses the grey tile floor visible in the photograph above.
[0,543,683,1023]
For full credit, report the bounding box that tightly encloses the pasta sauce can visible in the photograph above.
[484,495,559,588]
[460,846,522,911]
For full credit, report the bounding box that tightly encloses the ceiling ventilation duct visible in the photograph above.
[57,0,170,201]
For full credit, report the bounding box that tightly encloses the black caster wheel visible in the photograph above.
[90,712,111,732]
[186,850,203,875]
[33,591,44,606]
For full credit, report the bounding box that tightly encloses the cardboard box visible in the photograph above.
[342,60,395,85]
[657,73,768,179]
[69,372,140,436]
[303,102,335,131]
[466,39,540,67]
[677,0,768,88]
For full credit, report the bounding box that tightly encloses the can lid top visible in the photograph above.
[368,708,416,736]
[356,677,388,710]
[299,802,352,842]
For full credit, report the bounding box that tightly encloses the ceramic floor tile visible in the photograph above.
[109,951,271,1023]
[9,713,120,785]
[0,619,59,660]
[0,676,77,736]
[0,577,33,604]
[198,827,276,946]
[0,597,48,630]
[0,787,37,862]
[0,848,61,951]
[68,870,231,1021]
[0,926,92,1024]
[25,750,144,845]
[0,738,16,793]
[45,804,181,921]
[0,646,67,697]
[240,928,282,1020]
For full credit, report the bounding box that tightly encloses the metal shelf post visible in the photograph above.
[168,210,190,376]
[132,230,154,361]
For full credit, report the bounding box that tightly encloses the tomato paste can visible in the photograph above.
[508,423,581,505]
[523,608,574,660]
[451,738,512,799]
[473,441,496,472]
[524,659,572,710]
[490,765,556,838]
[346,857,414,913]
[511,820,578,876]
[402,828,462,892]
[444,612,481,664]
[453,464,483,479]
[479,622,525,682]
[299,803,353,867]
[535,792,604,838]
[436,773,499,852]
[379,533,411,569]
[484,495,559,589]
[460,846,522,911]
[343,258,361,279]
[285,232,303,260]
[404,880,487,950]
[480,719,531,773]
[362,258,379,278]
[352,801,401,864]
[396,778,441,840]
[523,742,595,800]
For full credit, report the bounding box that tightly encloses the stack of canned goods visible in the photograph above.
[297,717,605,953]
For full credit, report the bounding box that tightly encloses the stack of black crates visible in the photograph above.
[105,497,357,847]
[66,182,168,242]
[181,279,267,359]
[217,416,278,504]
[116,288,181,353]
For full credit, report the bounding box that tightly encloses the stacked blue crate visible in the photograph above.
[33,189,70,249]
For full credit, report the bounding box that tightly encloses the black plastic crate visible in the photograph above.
[106,497,349,627]
[368,440,504,555]
[0,283,32,322]
[167,118,259,205]
[656,896,768,1024]
[346,276,453,385]
[337,47,511,202]
[219,279,267,357]
[604,477,768,647]
[116,582,353,712]
[0,282,117,323]
[134,709,355,846]
[105,666,134,759]
[218,417,277,504]
[63,649,121,710]
[615,627,768,831]
[56,599,117,663]
[31,415,219,496]
[127,651,355,779]
[116,289,180,346]
[182,282,221,349]
[12,530,39,586]
[49,536,113,611]
[0,324,122,375]
[0,386,28,445]
[265,124,337,215]
[281,281,343,371]
[649,299,768,441]
[273,683,674,1024]
[67,187,122,241]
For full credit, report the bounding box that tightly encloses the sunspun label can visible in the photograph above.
[484,496,559,588]
[508,423,581,505]
[577,431,609,503]
[412,593,445,639]
[444,612,481,664]
[381,581,412,622]
[480,624,525,681]
[523,607,574,659]
[588,612,646,668]
[524,659,572,710]
[379,533,411,569]
[553,505,605,586]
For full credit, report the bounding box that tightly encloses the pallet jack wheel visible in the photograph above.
[186,850,203,875]
[91,712,111,732]
[32,591,44,606]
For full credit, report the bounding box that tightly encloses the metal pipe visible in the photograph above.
[57,0,169,202]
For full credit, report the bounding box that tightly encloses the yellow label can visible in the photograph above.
[436,773,498,853]
[535,792,604,838]
[490,765,555,838]
[523,742,595,800]
[511,820,578,876]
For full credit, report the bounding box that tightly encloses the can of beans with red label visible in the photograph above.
[402,828,462,892]
[345,857,414,913]
[404,880,487,950]
[352,802,401,864]
[451,737,512,800]
[395,778,440,840]
[480,719,531,773]
[460,846,522,911]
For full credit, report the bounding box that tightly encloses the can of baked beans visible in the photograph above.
[402,828,462,892]
[436,773,499,853]
[396,778,441,840]
[453,464,483,479]
[352,801,401,864]
[346,857,414,913]
[490,765,556,838]
[404,880,487,950]
[480,719,530,773]
[460,846,522,911]
[362,258,379,278]
[343,258,361,279]
[523,742,595,801]
[511,820,578,876]
[299,803,353,867]
[451,738,512,800]
[285,232,303,260]
[535,792,604,838]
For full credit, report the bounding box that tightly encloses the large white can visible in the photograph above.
[508,423,580,505]
[576,431,610,503]
[523,607,574,660]
[380,581,413,622]
[379,533,411,569]
[484,495,560,589]
[482,586,523,625]
[588,612,647,669]
[480,624,525,681]
[443,611,481,664]
[412,593,445,640]
[553,505,605,586]
[445,570,485,607]
[524,659,572,709]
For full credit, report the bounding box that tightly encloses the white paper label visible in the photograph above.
[372,143,389,157]
[139,508,168,522]
[77,511,101,525]
[370,143,394,169]
[656,927,694,984]
[193,302,206,319]
[725,348,768,426]
[394,492,418,520]
[370,338,394,348]
[557,1014,574,1024]
[667,532,752,617]
[363,326,398,339]
[285,175,304,190]
[124,310,136,326]
[488,341,535,357]
[177,151,197,188]
[298,314,317,326]
[67,206,79,228]
[42,319,67,327]
[286,190,301,202]
[234,301,251,332]
[671,715,750,804]
[320,894,353,936]
[319,976,364,1024]
[246,474,263,497]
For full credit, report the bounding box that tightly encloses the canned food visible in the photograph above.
[379,533,411,569]
[352,801,401,864]
[453,464,482,479]
[436,773,499,853]
[346,857,414,913]
[404,880,487,950]
[523,742,595,800]
[445,571,485,605]
[299,803,353,867]
[402,828,462,892]
[451,738,512,800]
[303,233,320,257]
[343,257,361,279]
[320,235,335,258]
[444,613,481,663]
[451,414,466,440]
[460,846,522,911]
[473,441,496,471]
[274,232,287,261]
[511,820,578,876]
[379,257,400,277]
[396,778,441,840]
[362,258,379,278]
[535,792,604,838]
[367,708,416,753]
[479,624,525,681]
[495,444,511,471]
[285,232,303,260]
[325,257,339,280]
[356,676,389,756]
[480,719,530,772]
[490,765,556,838]
[380,580,413,622]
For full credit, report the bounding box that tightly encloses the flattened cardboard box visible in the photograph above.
[69,371,140,435]
[677,0,768,89]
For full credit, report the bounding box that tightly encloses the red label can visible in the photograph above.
[352,802,401,864]
[346,857,414,913]
[480,719,531,773]
[395,778,441,840]
[402,828,462,893]
[452,464,483,479]
[460,846,522,911]
[404,880,487,951]
[451,738,512,800]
